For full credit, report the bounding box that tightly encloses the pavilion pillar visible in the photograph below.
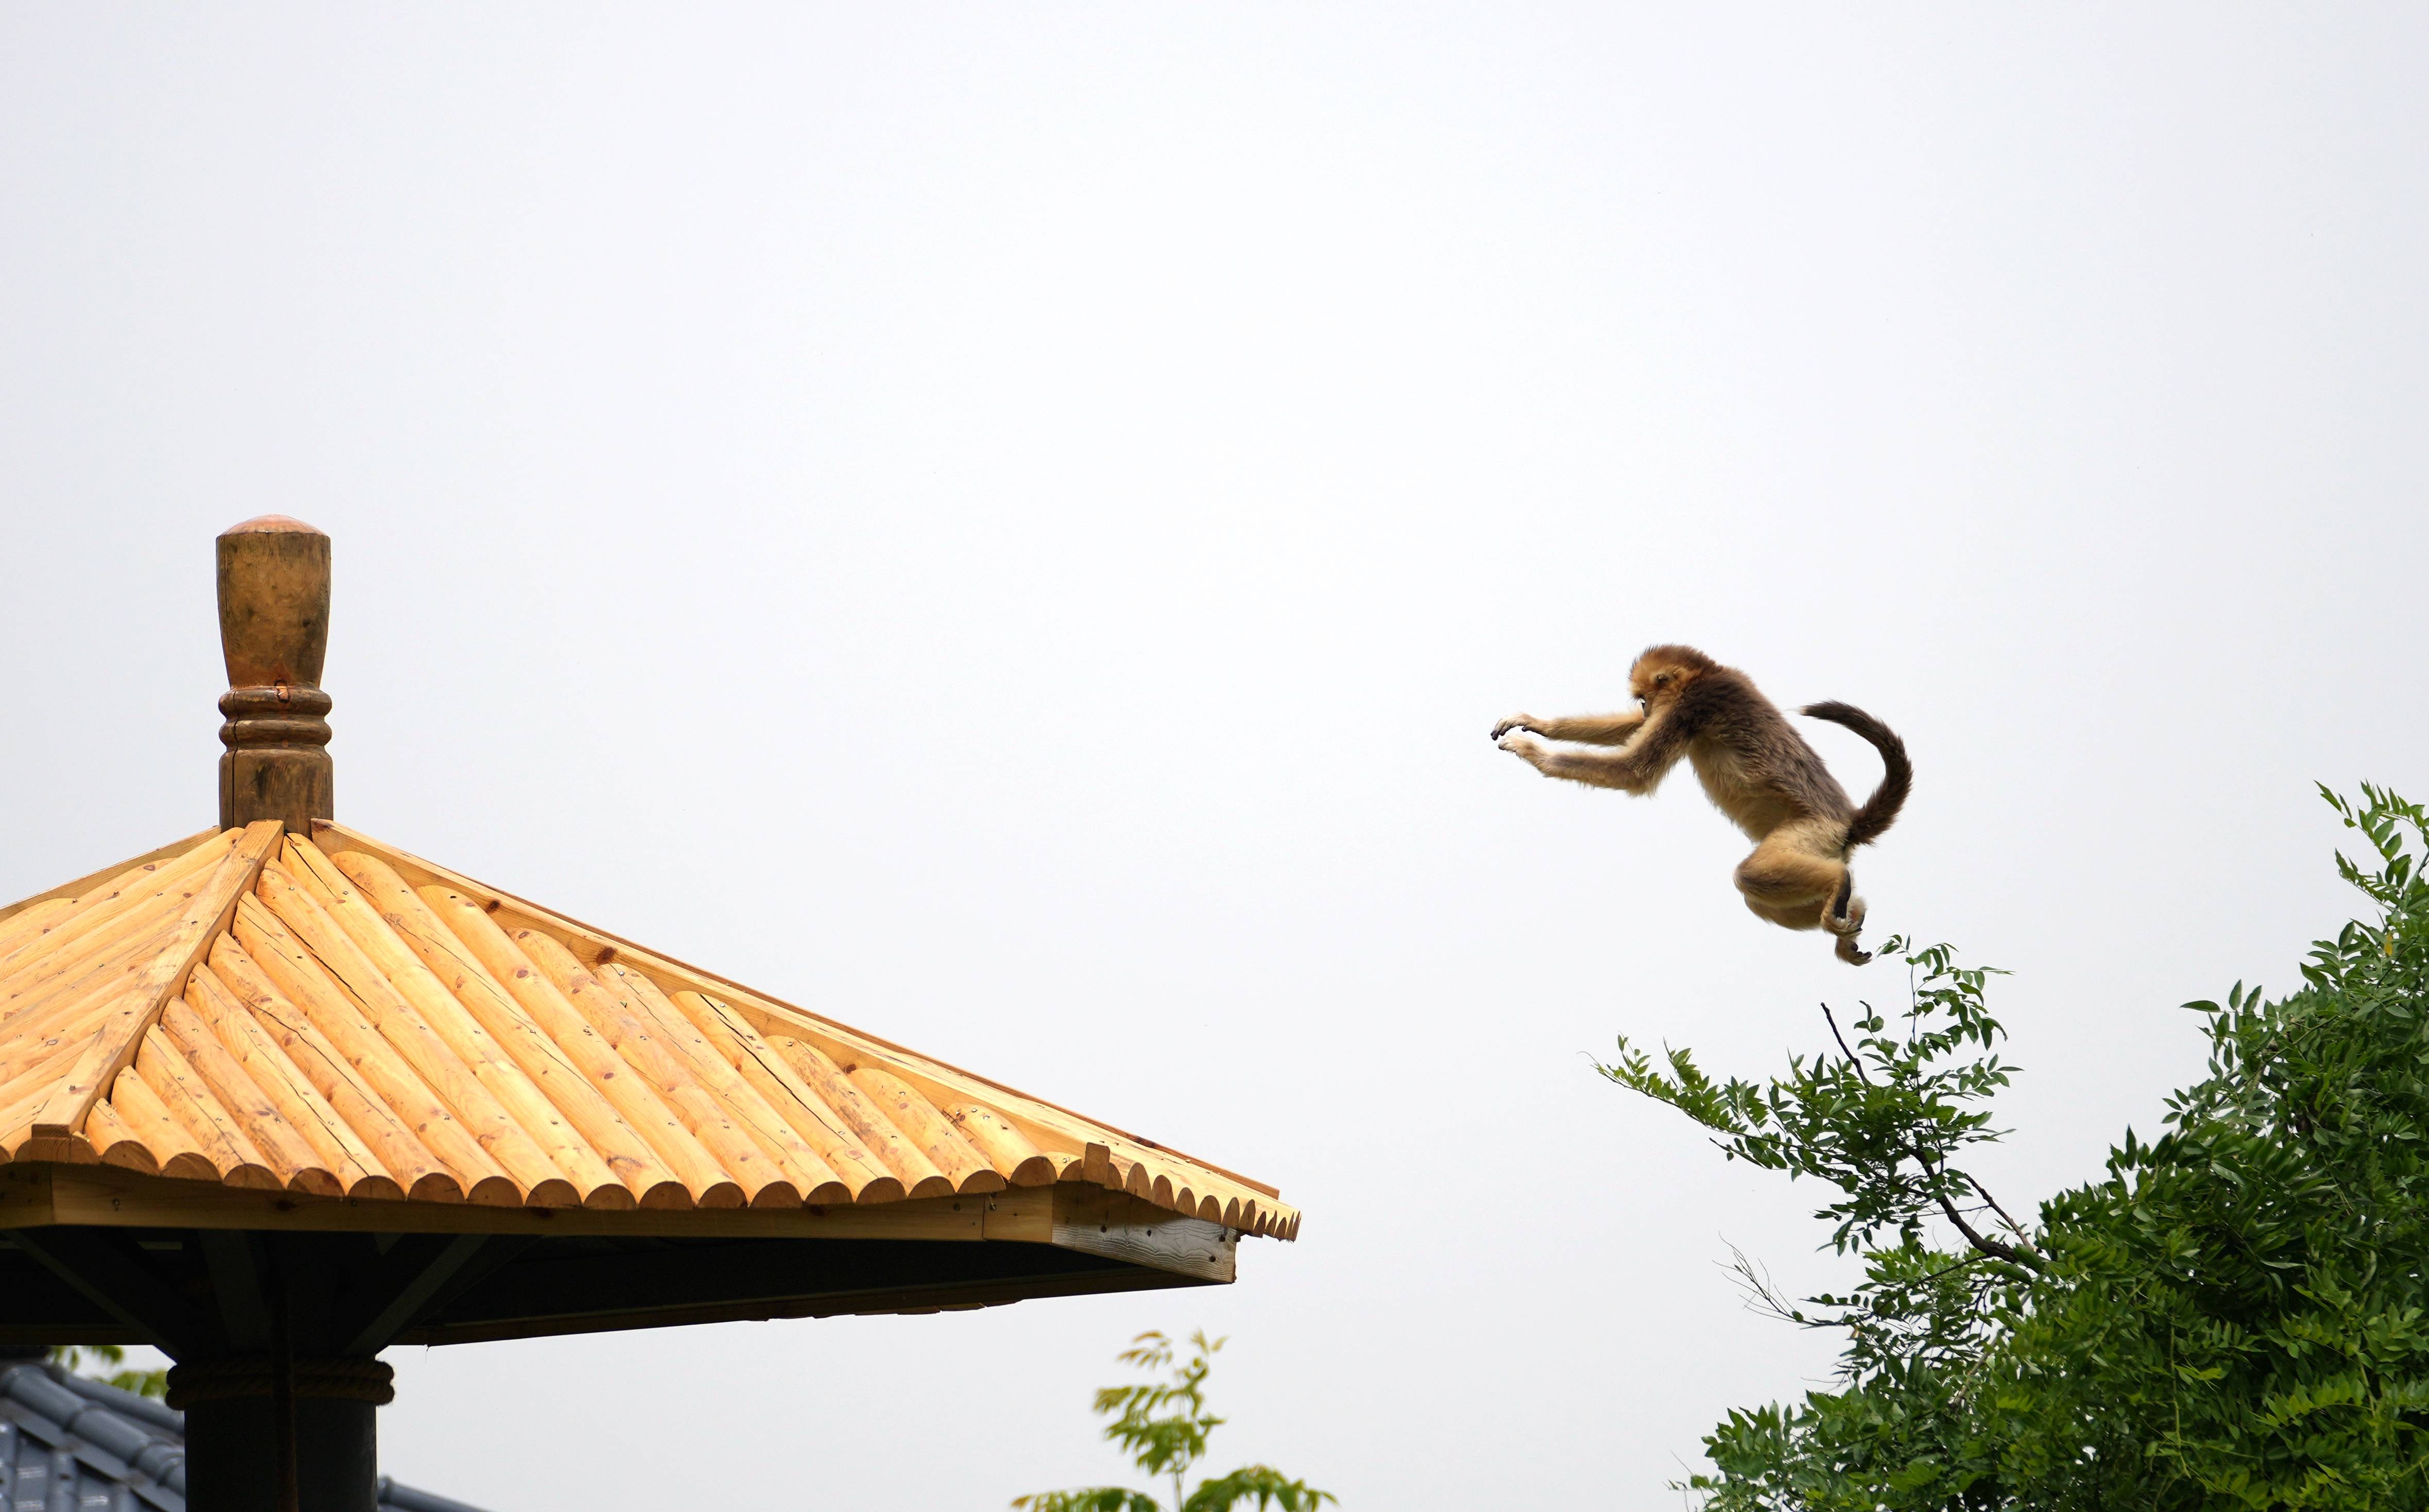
[170,1356,390,1512]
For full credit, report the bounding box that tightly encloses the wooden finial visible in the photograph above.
[217,515,333,832]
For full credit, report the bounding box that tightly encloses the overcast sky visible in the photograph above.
[5,6,2427,1508]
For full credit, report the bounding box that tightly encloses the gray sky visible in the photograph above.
[5,6,2426,1507]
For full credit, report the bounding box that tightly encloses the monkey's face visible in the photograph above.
[1628,650,1701,711]
[1629,643,1718,710]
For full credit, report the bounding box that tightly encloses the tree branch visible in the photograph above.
[1964,1170,2031,1242]
[1906,1142,2042,1271]
[1932,1187,2040,1269]
[1821,1004,1871,1081]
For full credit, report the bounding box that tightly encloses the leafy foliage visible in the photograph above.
[1607,785,2429,1510]
[1015,1331,1336,1512]
[45,1344,167,1399]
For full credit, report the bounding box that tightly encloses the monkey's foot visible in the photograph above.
[1823,896,1869,938]
[1835,934,1873,966]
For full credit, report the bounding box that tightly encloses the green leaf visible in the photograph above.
[1613,785,2429,1508]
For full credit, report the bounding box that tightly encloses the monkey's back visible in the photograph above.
[1679,667,1856,840]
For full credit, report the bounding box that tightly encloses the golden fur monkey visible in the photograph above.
[1493,645,1911,964]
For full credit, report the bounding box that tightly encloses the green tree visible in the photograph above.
[45,1344,168,1399]
[1014,1331,1336,1512]
[1605,784,2429,1509]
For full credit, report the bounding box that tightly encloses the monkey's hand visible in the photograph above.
[1491,713,1545,741]
[1496,732,1550,771]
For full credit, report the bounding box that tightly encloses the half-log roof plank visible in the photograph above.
[15,821,282,1158]
[0,822,1297,1241]
[319,819,1293,1229]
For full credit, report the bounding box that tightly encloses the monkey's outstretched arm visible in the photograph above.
[1498,709,1690,794]
[1490,710,1647,744]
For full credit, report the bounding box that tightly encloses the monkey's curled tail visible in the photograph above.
[1801,701,1912,850]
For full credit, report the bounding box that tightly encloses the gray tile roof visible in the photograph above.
[0,1359,488,1512]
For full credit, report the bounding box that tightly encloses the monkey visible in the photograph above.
[1491,645,1911,964]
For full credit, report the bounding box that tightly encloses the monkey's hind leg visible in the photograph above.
[1735,831,1874,965]
[1823,872,1872,965]
[1733,836,1843,930]
[1743,896,1820,931]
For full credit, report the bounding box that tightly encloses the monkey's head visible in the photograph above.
[1629,644,1718,710]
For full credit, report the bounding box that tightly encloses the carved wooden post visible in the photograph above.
[217,516,333,833]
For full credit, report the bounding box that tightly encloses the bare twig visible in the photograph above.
[1821,1004,1871,1082]
[1721,1243,1813,1329]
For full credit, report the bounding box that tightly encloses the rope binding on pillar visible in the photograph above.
[164,1358,396,1408]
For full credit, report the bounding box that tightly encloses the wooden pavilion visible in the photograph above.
[0,517,1297,1510]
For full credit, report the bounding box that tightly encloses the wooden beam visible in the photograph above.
[400,1254,1212,1346]
[21,1161,1002,1239]
[0,1255,123,1344]
[403,1229,1218,1345]
[332,1232,503,1354]
[0,1163,53,1224]
[5,1166,1241,1281]
[21,821,283,1155]
[10,1227,220,1356]
[198,1230,273,1351]
[1042,1183,1236,1283]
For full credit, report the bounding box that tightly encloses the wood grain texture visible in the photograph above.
[24,821,281,1145]
[22,1162,1004,1240]
[514,930,807,1207]
[204,938,464,1204]
[105,1071,220,1182]
[0,829,223,934]
[315,822,1292,1220]
[327,851,680,1208]
[847,1064,1005,1195]
[419,886,730,1209]
[0,831,232,984]
[945,1102,1059,1186]
[216,516,334,832]
[660,987,895,1202]
[0,815,1295,1255]
[79,1097,159,1175]
[233,891,519,1206]
[255,860,576,1205]
[181,965,401,1200]
[287,838,628,1207]
[156,998,341,1196]
[134,1030,277,1190]
[1044,1185,1238,1283]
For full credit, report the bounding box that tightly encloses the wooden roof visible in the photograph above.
[0,822,1296,1243]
